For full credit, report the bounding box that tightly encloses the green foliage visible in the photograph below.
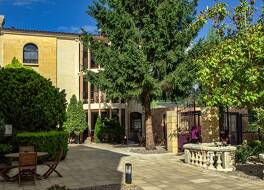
[0,144,12,154]
[94,117,124,144]
[103,118,125,143]
[235,140,264,163]
[85,0,200,101]
[197,24,264,108]
[5,57,24,69]
[47,185,68,190]
[0,67,67,132]
[0,116,5,142]
[248,140,264,155]
[0,144,12,164]
[254,108,264,137]
[84,0,201,149]
[16,131,69,160]
[94,117,104,143]
[195,0,263,108]
[235,141,254,164]
[63,95,88,136]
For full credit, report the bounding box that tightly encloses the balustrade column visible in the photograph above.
[216,152,223,170]
[208,151,215,170]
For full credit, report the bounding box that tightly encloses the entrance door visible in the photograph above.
[129,112,142,142]
[222,112,242,145]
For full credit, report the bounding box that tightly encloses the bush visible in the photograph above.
[94,117,104,143]
[103,118,125,143]
[94,117,125,144]
[63,95,88,139]
[0,67,67,132]
[47,185,68,190]
[248,140,264,155]
[235,143,253,164]
[0,144,12,163]
[16,131,69,160]
[0,144,12,154]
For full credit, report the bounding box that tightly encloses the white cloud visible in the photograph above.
[57,25,98,34]
[13,0,51,6]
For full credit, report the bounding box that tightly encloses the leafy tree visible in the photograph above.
[254,108,264,139]
[0,67,67,132]
[84,0,200,149]
[63,95,88,139]
[163,29,222,102]
[196,0,264,109]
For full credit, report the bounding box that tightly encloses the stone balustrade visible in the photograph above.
[183,143,237,172]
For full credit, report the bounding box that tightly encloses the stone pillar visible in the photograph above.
[201,108,220,143]
[166,111,178,154]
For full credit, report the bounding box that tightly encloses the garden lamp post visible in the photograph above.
[125,163,132,184]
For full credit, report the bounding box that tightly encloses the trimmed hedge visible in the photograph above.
[16,131,69,160]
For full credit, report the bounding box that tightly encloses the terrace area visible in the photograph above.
[1,144,263,190]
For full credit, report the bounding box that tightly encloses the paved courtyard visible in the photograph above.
[1,144,263,190]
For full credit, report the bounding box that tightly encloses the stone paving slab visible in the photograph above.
[0,144,263,190]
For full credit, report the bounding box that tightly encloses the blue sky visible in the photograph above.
[0,0,262,39]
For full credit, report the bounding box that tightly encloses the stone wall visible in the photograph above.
[166,111,178,154]
[151,108,171,145]
[201,108,220,143]
[2,33,57,85]
[57,38,80,102]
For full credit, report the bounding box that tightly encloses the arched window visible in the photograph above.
[23,43,38,64]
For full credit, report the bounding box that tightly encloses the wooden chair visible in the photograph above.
[18,152,37,185]
[42,149,63,179]
[19,146,35,152]
[0,164,17,181]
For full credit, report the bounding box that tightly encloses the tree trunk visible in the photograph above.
[143,94,156,150]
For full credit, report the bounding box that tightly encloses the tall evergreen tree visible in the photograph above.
[84,0,200,149]
[64,95,88,141]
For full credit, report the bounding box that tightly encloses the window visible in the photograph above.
[23,43,38,64]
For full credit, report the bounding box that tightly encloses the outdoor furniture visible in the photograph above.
[42,149,63,179]
[0,164,17,181]
[19,146,35,152]
[5,152,48,159]
[18,152,37,185]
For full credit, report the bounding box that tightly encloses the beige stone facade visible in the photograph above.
[57,38,80,102]
[0,31,58,85]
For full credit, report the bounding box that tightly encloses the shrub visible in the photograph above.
[235,141,254,164]
[94,117,125,144]
[0,66,67,132]
[0,144,12,163]
[248,140,264,155]
[103,118,125,143]
[16,131,69,160]
[94,117,104,143]
[47,185,68,190]
[63,95,88,140]
[0,144,12,154]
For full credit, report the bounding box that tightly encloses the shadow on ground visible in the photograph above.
[235,163,264,179]
[2,145,130,190]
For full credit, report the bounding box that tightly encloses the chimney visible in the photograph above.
[0,15,5,28]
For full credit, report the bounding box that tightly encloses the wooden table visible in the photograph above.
[5,152,48,159]
[4,152,49,181]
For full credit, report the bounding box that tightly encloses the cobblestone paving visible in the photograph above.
[1,144,263,190]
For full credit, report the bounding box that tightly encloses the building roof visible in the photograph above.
[1,27,108,42]
[2,27,80,37]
